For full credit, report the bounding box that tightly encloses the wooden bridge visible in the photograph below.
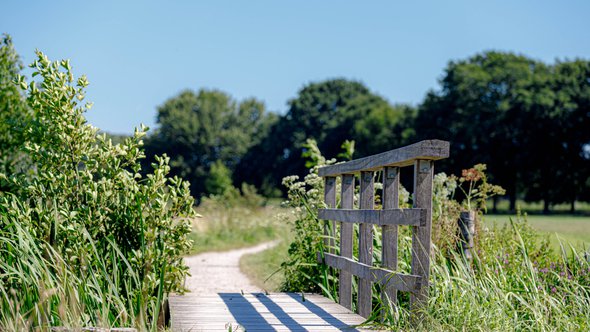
[168,140,450,331]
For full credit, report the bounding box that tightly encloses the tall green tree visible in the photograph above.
[414,51,544,211]
[144,89,276,197]
[414,51,590,212]
[235,78,411,194]
[0,34,30,189]
[522,60,590,212]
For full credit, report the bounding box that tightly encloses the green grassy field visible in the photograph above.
[483,214,590,250]
[187,201,289,255]
[487,200,590,215]
[240,239,289,292]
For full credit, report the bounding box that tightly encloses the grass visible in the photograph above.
[487,199,590,215]
[240,239,290,292]
[187,198,289,255]
[0,216,167,330]
[483,214,590,250]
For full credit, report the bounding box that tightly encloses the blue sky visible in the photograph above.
[2,1,589,134]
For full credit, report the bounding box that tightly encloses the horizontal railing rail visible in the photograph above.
[318,208,425,226]
[318,139,449,177]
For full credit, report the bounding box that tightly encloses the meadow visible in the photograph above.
[187,196,288,255]
[484,214,590,250]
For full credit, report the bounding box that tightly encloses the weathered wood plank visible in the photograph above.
[318,253,421,293]
[382,166,400,312]
[318,140,450,177]
[358,171,374,318]
[324,176,337,253]
[410,160,434,317]
[169,293,372,332]
[318,208,424,226]
[339,173,355,310]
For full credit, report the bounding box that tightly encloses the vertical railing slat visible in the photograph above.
[410,160,434,317]
[358,171,374,318]
[339,174,355,310]
[381,166,400,313]
[324,177,337,253]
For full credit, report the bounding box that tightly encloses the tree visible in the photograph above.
[0,34,30,189]
[352,102,416,157]
[522,60,590,212]
[236,78,405,194]
[144,89,276,197]
[414,51,544,211]
[414,52,590,212]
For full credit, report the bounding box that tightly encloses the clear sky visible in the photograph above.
[2,1,589,134]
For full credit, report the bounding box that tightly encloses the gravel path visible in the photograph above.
[183,240,279,294]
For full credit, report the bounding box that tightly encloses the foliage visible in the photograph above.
[414,51,590,212]
[144,89,276,197]
[337,140,355,161]
[374,216,590,331]
[431,172,461,253]
[0,51,195,329]
[458,163,506,212]
[279,139,335,293]
[0,34,30,190]
[205,159,234,196]
[235,79,413,195]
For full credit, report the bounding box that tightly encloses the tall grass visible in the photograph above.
[370,218,590,330]
[0,213,170,330]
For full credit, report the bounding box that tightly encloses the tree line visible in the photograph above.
[1,34,588,212]
[141,52,589,213]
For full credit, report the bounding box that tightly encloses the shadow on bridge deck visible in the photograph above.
[169,292,370,331]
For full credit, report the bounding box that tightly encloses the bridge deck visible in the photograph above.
[169,292,373,331]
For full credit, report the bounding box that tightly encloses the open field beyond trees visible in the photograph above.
[485,214,590,249]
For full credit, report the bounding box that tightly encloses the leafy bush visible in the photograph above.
[205,159,234,196]
[0,51,195,329]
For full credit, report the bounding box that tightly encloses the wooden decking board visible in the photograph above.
[169,292,374,331]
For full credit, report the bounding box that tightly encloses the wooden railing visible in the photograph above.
[316,139,450,319]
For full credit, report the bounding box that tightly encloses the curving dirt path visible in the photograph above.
[183,240,279,294]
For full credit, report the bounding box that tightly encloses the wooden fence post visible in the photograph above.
[339,174,355,310]
[324,176,337,253]
[381,166,400,311]
[358,171,374,318]
[410,160,434,318]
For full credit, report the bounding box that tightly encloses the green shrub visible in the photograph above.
[205,159,234,196]
[0,51,196,329]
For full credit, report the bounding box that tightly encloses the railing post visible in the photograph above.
[358,171,374,318]
[339,174,355,310]
[324,176,337,253]
[410,160,434,319]
[381,166,400,314]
